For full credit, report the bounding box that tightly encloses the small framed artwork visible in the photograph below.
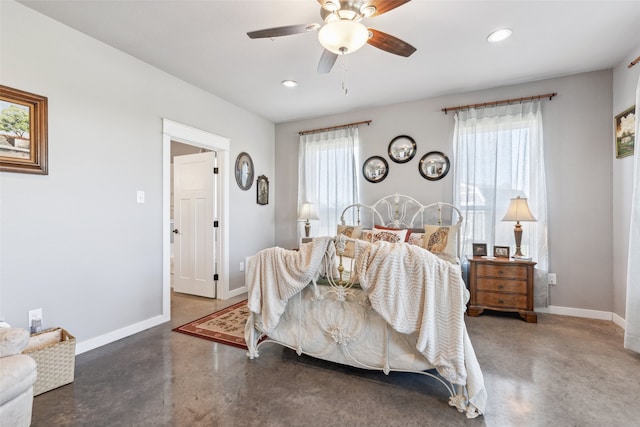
[494,246,510,258]
[472,243,488,257]
[256,175,269,205]
[235,152,254,190]
[0,85,48,175]
[614,105,635,159]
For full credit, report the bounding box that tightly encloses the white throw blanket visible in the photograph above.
[246,237,334,332]
[353,239,468,383]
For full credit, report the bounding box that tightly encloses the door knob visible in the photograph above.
[172,229,179,234]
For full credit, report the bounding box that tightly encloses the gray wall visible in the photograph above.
[612,43,640,320]
[0,2,275,340]
[276,70,614,313]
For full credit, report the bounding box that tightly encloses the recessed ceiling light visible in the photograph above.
[281,80,298,88]
[487,28,512,43]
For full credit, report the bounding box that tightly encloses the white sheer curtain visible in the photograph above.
[624,75,640,353]
[298,126,360,238]
[453,101,549,307]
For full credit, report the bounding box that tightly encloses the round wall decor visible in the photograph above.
[363,156,389,183]
[419,151,450,181]
[388,135,416,163]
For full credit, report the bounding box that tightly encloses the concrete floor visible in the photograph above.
[31,292,640,426]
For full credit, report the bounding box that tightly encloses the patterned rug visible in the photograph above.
[173,300,250,350]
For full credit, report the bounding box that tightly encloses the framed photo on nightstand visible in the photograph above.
[494,246,510,258]
[472,243,487,256]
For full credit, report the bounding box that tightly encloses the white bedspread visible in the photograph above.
[246,237,486,414]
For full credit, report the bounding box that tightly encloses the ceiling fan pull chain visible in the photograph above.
[341,53,349,96]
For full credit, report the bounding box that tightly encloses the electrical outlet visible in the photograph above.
[29,308,43,332]
[239,262,245,272]
[548,273,557,285]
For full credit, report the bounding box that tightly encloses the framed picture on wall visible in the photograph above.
[235,152,254,190]
[257,175,269,205]
[0,85,48,174]
[615,105,635,159]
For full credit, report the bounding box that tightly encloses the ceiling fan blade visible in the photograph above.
[318,49,338,73]
[367,28,416,57]
[368,0,411,16]
[247,24,318,39]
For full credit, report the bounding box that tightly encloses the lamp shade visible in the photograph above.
[318,21,369,55]
[298,202,319,221]
[502,196,536,222]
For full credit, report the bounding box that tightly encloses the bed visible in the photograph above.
[244,194,486,418]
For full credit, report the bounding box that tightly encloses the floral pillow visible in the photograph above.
[423,225,458,258]
[374,225,411,242]
[359,230,374,242]
[371,228,408,243]
[407,232,425,247]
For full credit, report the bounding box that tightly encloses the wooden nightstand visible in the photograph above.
[467,256,537,323]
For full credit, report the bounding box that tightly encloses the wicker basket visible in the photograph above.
[23,327,76,396]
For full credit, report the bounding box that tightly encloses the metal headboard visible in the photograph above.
[339,193,463,257]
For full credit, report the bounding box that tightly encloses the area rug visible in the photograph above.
[173,300,250,350]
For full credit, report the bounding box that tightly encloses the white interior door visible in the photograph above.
[173,152,217,298]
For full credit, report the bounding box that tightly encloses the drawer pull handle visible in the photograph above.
[498,270,504,275]
[498,284,504,290]
[498,299,505,304]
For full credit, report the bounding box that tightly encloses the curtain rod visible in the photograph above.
[629,56,640,68]
[441,92,557,114]
[298,120,372,135]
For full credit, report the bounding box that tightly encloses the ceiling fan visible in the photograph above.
[247,0,416,74]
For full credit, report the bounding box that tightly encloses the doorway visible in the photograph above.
[162,119,230,318]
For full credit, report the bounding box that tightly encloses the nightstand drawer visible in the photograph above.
[476,292,528,310]
[476,278,527,293]
[476,264,527,280]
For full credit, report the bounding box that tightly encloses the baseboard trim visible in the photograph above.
[536,305,618,323]
[75,314,169,355]
[613,312,626,329]
[226,285,247,299]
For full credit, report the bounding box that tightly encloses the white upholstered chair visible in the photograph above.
[0,327,37,427]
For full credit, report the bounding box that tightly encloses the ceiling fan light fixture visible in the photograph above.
[360,5,376,17]
[487,28,512,43]
[322,0,340,12]
[318,20,369,55]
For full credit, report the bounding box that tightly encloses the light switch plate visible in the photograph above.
[137,190,145,204]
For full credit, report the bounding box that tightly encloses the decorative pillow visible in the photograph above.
[423,225,458,258]
[407,232,425,247]
[371,228,408,243]
[374,225,411,242]
[359,230,374,242]
[336,225,362,258]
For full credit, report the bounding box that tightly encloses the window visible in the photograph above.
[453,101,548,306]
[298,127,360,238]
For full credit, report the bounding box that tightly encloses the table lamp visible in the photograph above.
[298,202,319,237]
[502,196,536,259]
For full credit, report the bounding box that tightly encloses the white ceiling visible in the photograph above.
[18,0,640,124]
